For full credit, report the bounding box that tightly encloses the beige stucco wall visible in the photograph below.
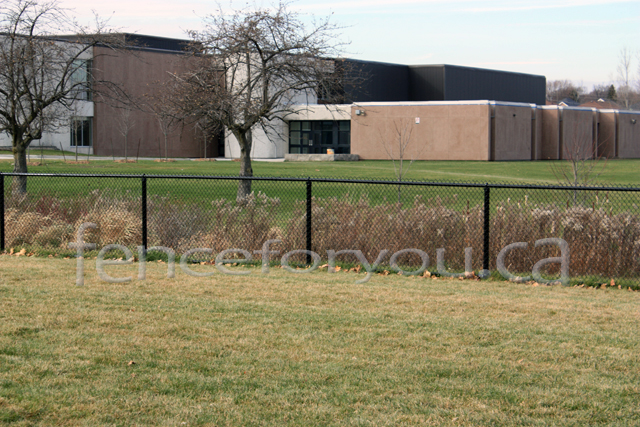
[617,111,640,158]
[540,107,560,160]
[348,103,639,162]
[560,108,595,160]
[492,104,534,161]
[350,103,491,161]
[597,110,616,158]
[531,107,543,160]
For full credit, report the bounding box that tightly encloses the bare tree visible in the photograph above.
[616,47,634,109]
[546,80,584,104]
[144,82,181,160]
[550,122,608,205]
[152,106,178,161]
[194,117,221,159]
[115,107,135,161]
[0,0,126,193]
[174,1,348,200]
[379,118,423,203]
[591,84,609,99]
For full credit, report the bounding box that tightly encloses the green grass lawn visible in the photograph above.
[1,158,639,186]
[3,158,640,233]
[1,256,639,425]
[0,149,92,158]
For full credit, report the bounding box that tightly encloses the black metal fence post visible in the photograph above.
[306,178,312,264]
[483,184,490,272]
[0,172,4,252]
[141,174,148,252]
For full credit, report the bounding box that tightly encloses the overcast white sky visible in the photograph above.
[59,0,640,90]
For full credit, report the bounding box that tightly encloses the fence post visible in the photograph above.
[483,184,490,272]
[306,178,312,265]
[141,174,148,253]
[0,172,4,252]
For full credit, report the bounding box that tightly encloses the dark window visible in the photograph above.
[288,120,350,154]
[70,117,92,147]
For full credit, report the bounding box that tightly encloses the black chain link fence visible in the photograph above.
[3,172,640,285]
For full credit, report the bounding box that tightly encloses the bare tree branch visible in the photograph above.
[550,121,609,205]
[378,118,424,203]
[171,1,350,200]
[0,0,130,193]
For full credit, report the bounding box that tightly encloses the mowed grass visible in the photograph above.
[1,158,639,185]
[0,150,93,158]
[2,158,640,219]
[1,256,640,425]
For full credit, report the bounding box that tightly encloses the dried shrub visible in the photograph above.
[34,222,75,247]
[488,198,640,278]
[284,194,483,268]
[188,191,281,253]
[4,188,640,280]
[5,190,142,248]
[281,194,640,279]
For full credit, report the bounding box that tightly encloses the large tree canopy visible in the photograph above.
[175,1,348,200]
[0,0,125,193]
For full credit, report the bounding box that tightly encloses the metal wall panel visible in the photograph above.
[408,65,445,101]
[337,60,546,105]
[442,65,546,105]
[343,59,411,102]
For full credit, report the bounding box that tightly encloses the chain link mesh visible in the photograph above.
[3,172,640,283]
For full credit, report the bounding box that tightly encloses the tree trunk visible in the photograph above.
[236,129,253,202]
[12,144,28,195]
[164,134,168,160]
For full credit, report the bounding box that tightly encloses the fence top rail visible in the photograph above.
[2,171,640,193]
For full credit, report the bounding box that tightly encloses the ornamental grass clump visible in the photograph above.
[187,191,282,253]
[489,197,640,278]
[4,189,640,280]
[284,194,483,270]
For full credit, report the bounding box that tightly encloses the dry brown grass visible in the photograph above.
[5,191,640,280]
[490,199,640,278]
[284,194,483,268]
[1,257,640,425]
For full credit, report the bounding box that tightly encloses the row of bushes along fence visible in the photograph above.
[2,172,640,281]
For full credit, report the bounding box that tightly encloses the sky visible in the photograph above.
[58,0,640,90]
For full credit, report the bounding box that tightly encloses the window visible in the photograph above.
[69,59,92,101]
[70,117,92,147]
[288,120,350,154]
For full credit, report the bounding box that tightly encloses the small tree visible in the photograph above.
[379,119,423,203]
[143,81,182,160]
[0,0,126,193]
[550,123,608,205]
[175,1,347,200]
[115,107,135,161]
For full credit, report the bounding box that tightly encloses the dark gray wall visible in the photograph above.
[408,66,445,101]
[343,59,410,102]
[343,60,546,106]
[441,65,546,105]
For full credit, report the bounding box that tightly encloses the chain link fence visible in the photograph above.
[2,172,640,284]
